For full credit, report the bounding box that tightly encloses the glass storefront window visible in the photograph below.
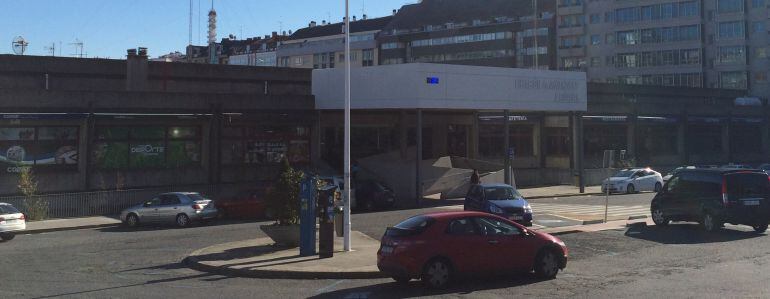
[92,125,201,169]
[0,127,79,168]
[222,125,310,165]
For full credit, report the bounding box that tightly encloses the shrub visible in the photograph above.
[265,159,304,225]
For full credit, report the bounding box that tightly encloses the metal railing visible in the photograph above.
[0,185,224,219]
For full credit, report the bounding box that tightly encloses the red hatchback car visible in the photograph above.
[377,211,568,289]
[215,189,267,219]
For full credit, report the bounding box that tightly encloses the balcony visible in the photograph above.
[557,5,584,16]
[558,46,586,57]
[557,25,585,36]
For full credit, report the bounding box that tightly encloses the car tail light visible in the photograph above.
[722,177,730,207]
[193,204,203,210]
[19,214,25,221]
[0,217,4,222]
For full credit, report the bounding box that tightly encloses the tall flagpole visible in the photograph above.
[343,0,352,251]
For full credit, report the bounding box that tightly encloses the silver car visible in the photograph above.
[120,192,218,228]
[0,203,26,241]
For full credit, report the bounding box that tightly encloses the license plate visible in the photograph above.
[380,245,394,254]
[743,200,760,206]
[511,215,523,221]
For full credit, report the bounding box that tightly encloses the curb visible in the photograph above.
[183,254,387,280]
[18,222,121,235]
[526,192,604,200]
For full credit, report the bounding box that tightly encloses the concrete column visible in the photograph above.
[678,121,687,165]
[573,113,585,193]
[81,114,94,191]
[627,115,637,163]
[416,109,423,206]
[722,122,731,163]
[399,110,408,159]
[311,111,322,169]
[470,112,479,159]
[537,115,546,169]
[504,110,511,185]
[208,106,222,185]
[433,122,448,158]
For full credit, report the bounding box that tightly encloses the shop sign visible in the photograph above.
[583,116,627,122]
[131,145,165,156]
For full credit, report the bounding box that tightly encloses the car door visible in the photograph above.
[657,175,683,218]
[141,197,163,222]
[472,216,532,272]
[443,217,489,274]
[643,170,657,191]
[157,194,183,223]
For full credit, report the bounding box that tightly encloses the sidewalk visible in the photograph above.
[20,216,121,235]
[184,218,649,280]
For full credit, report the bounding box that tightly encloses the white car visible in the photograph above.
[602,168,664,194]
[0,203,26,241]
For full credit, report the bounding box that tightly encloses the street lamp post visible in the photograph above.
[343,0,352,252]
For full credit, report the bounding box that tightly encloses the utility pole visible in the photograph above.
[343,0,352,252]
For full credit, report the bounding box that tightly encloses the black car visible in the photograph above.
[355,180,396,211]
[651,169,770,233]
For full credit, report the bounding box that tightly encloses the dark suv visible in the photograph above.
[650,169,770,233]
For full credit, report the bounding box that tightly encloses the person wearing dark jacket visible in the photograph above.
[470,169,480,185]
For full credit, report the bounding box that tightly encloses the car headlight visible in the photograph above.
[523,204,532,214]
[489,204,503,214]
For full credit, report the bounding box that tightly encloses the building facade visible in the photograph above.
[557,0,770,99]
[276,16,392,69]
[377,0,558,69]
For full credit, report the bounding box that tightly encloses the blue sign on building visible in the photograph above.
[426,77,440,85]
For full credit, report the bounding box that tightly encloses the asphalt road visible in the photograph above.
[4,194,769,299]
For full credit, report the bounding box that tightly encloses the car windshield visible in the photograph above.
[483,187,522,200]
[613,170,637,178]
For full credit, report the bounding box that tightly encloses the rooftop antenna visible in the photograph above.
[11,36,28,55]
[189,0,193,45]
[69,39,85,58]
[207,0,217,44]
[44,42,56,56]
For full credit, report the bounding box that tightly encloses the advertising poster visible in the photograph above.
[168,141,201,167]
[92,142,129,169]
[129,142,165,168]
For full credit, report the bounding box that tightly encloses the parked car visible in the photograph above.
[377,211,568,289]
[464,183,533,227]
[651,169,770,233]
[216,189,267,219]
[120,192,218,228]
[757,163,770,175]
[720,164,753,169]
[663,166,696,182]
[0,203,25,241]
[602,168,664,194]
[354,180,396,211]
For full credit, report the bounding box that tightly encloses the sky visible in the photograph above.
[1,0,416,59]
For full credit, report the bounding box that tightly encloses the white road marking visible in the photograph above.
[316,280,347,294]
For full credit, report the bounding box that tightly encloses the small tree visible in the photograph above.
[265,158,304,225]
[18,167,48,220]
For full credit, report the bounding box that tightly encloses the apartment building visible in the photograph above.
[276,16,393,69]
[377,0,558,69]
[557,0,770,98]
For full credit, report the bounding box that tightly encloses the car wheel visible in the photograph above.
[422,258,452,289]
[702,212,719,232]
[654,182,663,193]
[392,276,410,284]
[753,223,768,233]
[125,213,140,227]
[651,207,669,227]
[176,214,191,228]
[626,184,636,194]
[534,249,560,279]
[0,233,15,241]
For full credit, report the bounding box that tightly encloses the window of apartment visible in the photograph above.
[362,49,374,67]
[753,22,766,34]
[617,30,640,45]
[660,3,677,19]
[590,56,602,67]
[616,7,641,24]
[717,46,746,64]
[605,11,615,23]
[718,0,744,13]
[381,42,404,50]
[718,21,745,39]
[411,32,512,47]
[755,71,768,84]
[279,57,290,67]
[679,49,701,65]
[328,52,335,68]
[606,55,616,66]
[560,35,585,48]
[753,0,765,8]
[591,35,601,45]
[560,14,585,28]
[617,53,639,68]
[757,47,770,59]
[293,56,303,66]
[559,0,583,7]
[605,33,615,44]
[680,1,699,17]
[590,14,601,24]
[382,58,404,65]
[641,28,659,43]
[661,50,676,65]
[561,57,587,70]
[720,71,748,89]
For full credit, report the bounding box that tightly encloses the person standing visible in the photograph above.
[470,169,480,185]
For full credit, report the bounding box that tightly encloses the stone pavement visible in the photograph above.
[184,231,385,279]
[184,217,650,280]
